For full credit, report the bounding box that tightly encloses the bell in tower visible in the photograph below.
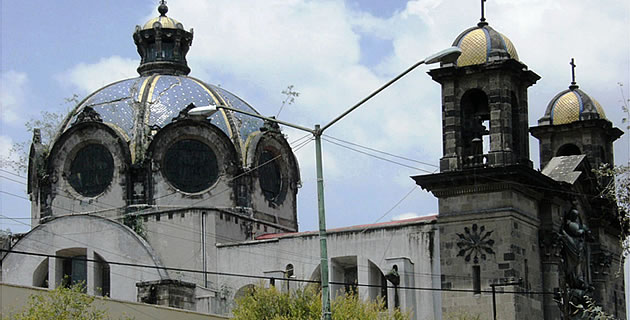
[428,12,540,172]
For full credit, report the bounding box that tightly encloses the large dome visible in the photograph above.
[54,75,265,163]
[539,87,606,126]
[452,22,518,67]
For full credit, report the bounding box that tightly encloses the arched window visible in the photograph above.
[33,258,49,288]
[68,144,114,197]
[461,89,490,160]
[162,139,219,193]
[557,144,581,156]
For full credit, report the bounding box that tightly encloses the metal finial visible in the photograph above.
[478,0,489,27]
[569,58,578,90]
[158,0,168,16]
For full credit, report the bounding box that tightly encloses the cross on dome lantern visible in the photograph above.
[569,58,579,90]
[478,0,489,26]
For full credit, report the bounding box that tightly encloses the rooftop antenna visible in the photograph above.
[569,58,578,90]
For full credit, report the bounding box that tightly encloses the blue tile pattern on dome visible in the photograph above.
[59,75,266,162]
[72,77,147,139]
[214,87,264,143]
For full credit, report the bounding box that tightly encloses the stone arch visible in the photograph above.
[32,257,49,288]
[147,119,240,206]
[45,121,131,218]
[234,284,256,300]
[460,89,490,159]
[557,143,581,156]
[244,130,300,230]
[2,215,167,301]
[367,259,388,307]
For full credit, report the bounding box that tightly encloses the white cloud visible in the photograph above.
[58,56,138,94]
[391,212,420,221]
[0,70,28,125]
[0,135,15,162]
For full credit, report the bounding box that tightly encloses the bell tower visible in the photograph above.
[415,8,551,319]
[530,59,623,170]
[428,18,539,172]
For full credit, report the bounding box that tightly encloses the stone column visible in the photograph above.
[86,248,95,295]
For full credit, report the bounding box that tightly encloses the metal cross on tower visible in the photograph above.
[570,58,577,85]
[569,58,579,90]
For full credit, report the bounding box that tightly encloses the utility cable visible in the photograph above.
[323,134,438,168]
[0,248,555,295]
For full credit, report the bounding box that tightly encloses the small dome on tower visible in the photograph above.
[540,87,607,126]
[539,59,607,126]
[452,22,518,67]
[141,2,184,30]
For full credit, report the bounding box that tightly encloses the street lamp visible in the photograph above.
[190,46,461,320]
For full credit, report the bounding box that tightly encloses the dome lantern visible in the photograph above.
[133,1,194,76]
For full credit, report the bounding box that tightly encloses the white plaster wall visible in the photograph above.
[216,220,440,320]
[2,215,165,302]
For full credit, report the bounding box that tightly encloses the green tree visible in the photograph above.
[2,94,77,173]
[232,285,409,320]
[3,282,131,320]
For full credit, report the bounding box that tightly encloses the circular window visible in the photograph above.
[163,139,219,193]
[68,144,114,197]
[258,149,282,201]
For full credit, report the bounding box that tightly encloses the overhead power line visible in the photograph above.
[0,248,554,295]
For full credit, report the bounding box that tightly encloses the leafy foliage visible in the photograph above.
[570,296,617,320]
[3,282,131,320]
[275,85,300,118]
[2,94,77,173]
[232,285,408,320]
[122,214,147,239]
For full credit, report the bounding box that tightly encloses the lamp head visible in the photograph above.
[424,47,462,65]
[188,105,219,117]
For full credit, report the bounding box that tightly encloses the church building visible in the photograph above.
[1,3,625,319]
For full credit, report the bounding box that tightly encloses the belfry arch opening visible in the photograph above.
[557,144,581,157]
[461,89,490,163]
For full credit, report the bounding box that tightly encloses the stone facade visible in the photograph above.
[1,4,626,320]
[415,18,626,319]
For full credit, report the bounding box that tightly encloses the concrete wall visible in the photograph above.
[1,215,165,302]
[216,219,440,320]
[0,283,227,320]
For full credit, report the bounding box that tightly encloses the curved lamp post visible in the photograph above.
[190,46,461,320]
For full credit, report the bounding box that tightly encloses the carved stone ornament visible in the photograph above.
[72,106,103,125]
[539,230,563,259]
[260,118,281,133]
[456,223,495,263]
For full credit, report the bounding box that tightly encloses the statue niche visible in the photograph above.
[558,206,594,318]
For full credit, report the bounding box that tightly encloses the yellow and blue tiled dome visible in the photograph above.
[539,87,606,126]
[452,22,519,67]
[141,2,184,30]
[142,15,183,30]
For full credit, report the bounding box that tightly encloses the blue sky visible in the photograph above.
[2,0,629,231]
[2,0,630,289]
[2,0,630,313]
